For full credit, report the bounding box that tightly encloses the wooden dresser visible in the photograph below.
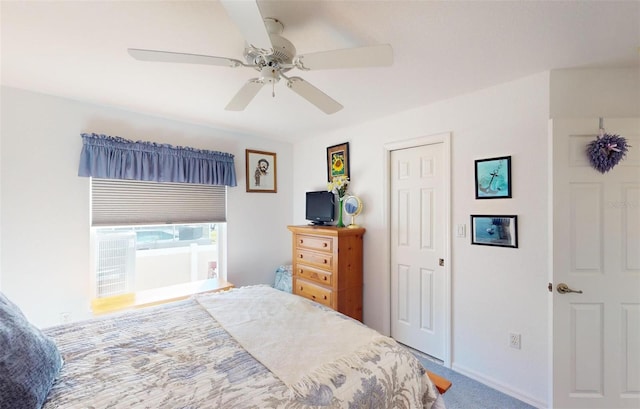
[287,225,365,321]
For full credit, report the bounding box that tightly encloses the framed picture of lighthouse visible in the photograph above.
[470,215,518,248]
[474,156,511,199]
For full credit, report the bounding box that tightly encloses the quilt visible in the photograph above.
[42,286,440,408]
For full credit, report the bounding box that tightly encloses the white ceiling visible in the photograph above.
[2,0,638,143]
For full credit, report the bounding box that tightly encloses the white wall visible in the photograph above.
[292,72,551,407]
[0,86,293,327]
[550,68,640,118]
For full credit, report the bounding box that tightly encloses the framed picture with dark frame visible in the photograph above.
[474,155,511,199]
[246,149,277,193]
[470,215,518,248]
[326,142,350,181]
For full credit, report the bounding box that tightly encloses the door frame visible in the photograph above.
[382,132,452,367]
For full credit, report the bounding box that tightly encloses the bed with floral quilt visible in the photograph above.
[5,285,445,409]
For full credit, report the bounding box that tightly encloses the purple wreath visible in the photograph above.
[586,133,630,174]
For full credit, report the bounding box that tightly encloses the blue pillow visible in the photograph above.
[273,265,293,293]
[0,292,63,409]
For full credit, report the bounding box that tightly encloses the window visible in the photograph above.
[89,178,227,306]
[92,223,224,298]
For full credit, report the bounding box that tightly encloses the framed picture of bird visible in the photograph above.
[470,215,518,248]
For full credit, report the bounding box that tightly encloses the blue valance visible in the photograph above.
[78,133,237,187]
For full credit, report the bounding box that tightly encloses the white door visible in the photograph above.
[552,118,640,409]
[390,142,445,360]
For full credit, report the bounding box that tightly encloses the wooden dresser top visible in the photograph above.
[287,225,366,237]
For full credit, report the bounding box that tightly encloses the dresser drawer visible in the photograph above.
[296,279,332,307]
[296,234,333,253]
[296,264,333,286]
[295,249,332,269]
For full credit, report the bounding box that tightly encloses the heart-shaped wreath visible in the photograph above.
[586,133,630,174]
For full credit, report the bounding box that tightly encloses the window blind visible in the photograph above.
[91,178,226,226]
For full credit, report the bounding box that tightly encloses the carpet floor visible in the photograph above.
[409,348,537,409]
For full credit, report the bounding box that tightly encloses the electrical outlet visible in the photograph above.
[60,312,71,324]
[509,332,521,349]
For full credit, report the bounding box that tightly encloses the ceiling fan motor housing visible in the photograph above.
[243,18,296,71]
[244,34,296,67]
[268,34,296,64]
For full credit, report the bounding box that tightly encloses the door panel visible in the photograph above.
[420,268,435,330]
[570,183,602,271]
[624,186,640,271]
[552,118,640,409]
[621,304,640,396]
[571,303,604,397]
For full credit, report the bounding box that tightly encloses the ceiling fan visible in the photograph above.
[127,0,393,114]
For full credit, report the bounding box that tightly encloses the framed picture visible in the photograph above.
[474,156,511,199]
[326,142,350,181]
[246,149,277,193]
[470,215,518,248]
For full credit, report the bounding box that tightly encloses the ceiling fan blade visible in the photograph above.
[286,77,343,115]
[219,0,272,52]
[225,79,265,111]
[295,44,393,70]
[128,48,244,67]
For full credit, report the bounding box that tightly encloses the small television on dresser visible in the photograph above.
[305,191,335,225]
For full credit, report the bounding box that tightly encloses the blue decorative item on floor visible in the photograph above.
[273,265,293,293]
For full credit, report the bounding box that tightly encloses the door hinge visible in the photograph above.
[439,258,444,267]
[548,282,553,292]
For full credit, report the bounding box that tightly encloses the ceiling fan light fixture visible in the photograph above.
[260,66,280,84]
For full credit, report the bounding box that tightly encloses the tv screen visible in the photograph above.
[305,191,335,225]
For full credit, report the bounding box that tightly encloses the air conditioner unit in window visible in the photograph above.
[95,232,136,298]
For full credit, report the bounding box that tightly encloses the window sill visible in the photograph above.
[91,278,234,315]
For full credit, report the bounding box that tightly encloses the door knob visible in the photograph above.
[557,283,583,294]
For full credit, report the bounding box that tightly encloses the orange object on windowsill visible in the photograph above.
[91,278,234,315]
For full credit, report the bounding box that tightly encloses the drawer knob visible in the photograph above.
[312,295,316,299]
[299,254,303,258]
[323,259,328,264]
[323,295,327,300]
[323,276,327,281]
[323,243,328,247]
[299,239,304,244]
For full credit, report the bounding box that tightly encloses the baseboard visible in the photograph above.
[451,363,547,409]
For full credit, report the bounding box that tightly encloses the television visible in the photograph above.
[305,191,335,225]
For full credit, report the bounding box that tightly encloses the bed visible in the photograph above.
[2,285,446,409]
